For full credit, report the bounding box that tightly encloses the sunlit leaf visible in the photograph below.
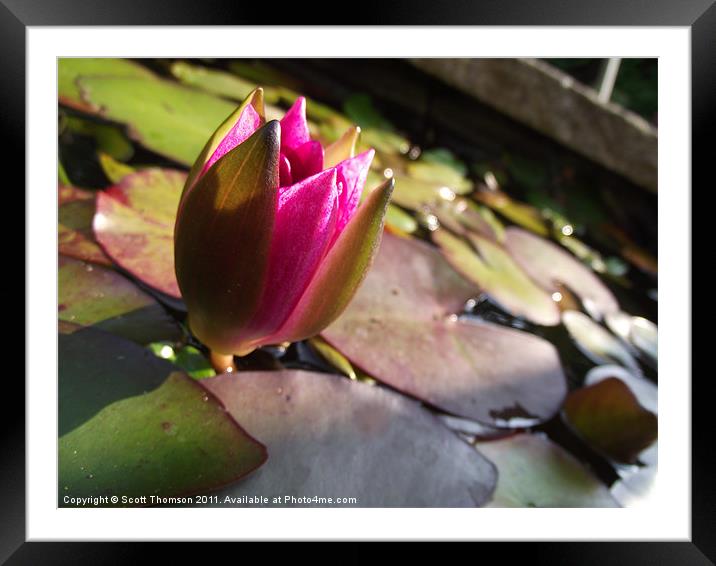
[59,58,156,111]
[94,168,186,298]
[78,76,237,165]
[476,433,619,507]
[562,310,641,374]
[323,233,567,427]
[58,186,112,266]
[505,228,620,319]
[432,228,560,326]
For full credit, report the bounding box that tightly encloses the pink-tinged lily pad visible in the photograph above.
[200,370,497,507]
[432,228,560,326]
[59,255,180,345]
[94,168,186,298]
[504,227,619,319]
[476,433,619,507]
[58,186,112,266]
[322,233,567,427]
[59,326,266,504]
[562,377,657,464]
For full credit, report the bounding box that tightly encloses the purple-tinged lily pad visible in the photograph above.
[94,168,186,298]
[59,255,180,345]
[59,326,266,504]
[432,228,560,326]
[562,377,657,464]
[201,370,497,507]
[504,227,619,319]
[58,186,112,266]
[322,233,567,427]
[476,433,619,507]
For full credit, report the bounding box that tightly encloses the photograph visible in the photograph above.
[56,56,659,509]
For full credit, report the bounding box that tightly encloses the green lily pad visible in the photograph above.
[200,370,497,506]
[322,233,567,427]
[476,433,619,507]
[170,61,258,102]
[64,116,135,162]
[420,148,468,176]
[94,168,186,298]
[59,324,177,436]
[475,190,549,236]
[59,58,156,111]
[148,342,216,380]
[58,186,112,266]
[60,374,266,506]
[78,76,237,165]
[406,160,473,194]
[59,326,266,505]
[505,228,620,319]
[432,228,560,326]
[59,255,180,344]
[98,152,136,183]
[562,377,657,464]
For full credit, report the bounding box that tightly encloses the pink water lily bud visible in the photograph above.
[174,88,394,356]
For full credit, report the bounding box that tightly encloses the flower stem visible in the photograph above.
[209,351,237,374]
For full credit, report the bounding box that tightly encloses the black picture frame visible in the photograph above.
[6,0,704,562]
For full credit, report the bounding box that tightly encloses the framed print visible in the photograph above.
[6,0,706,561]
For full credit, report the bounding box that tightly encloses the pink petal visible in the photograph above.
[242,168,339,342]
[283,141,324,184]
[334,149,375,235]
[280,97,310,151]
[201,104,262,178]
[279,154,293,187]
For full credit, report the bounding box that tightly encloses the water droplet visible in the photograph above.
[159,345,174,359]
[383,168,394,179]
[86,474,94,479]
[551,292,563,302]
[202,394,209,402]
[438,186,456,201]
[85,264,94,272]
[561,224,574,236]
[276,387,283,395]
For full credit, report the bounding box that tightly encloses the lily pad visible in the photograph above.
[78,76,237,165]
[59,324,177,436]
[406,160,473,194]
[59,58,155,111]
[60,375,266,506]
[432,228,560,326]
[585,365,657,414]
[505,227,620,319]
[322,233,567,427]
[59,255,180,344]
[201,370,497,506]
[170,61,258,101]
[562,377,657,464]
[562,310,641,374]
[94,168,186,298]
[475,189,549,236]
[476,433,619,507]
[59,326,266,504]
[58,186,112,266]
